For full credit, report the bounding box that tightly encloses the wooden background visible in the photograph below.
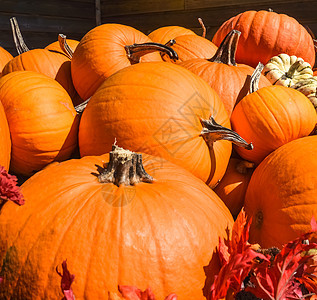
[1,0,317,56]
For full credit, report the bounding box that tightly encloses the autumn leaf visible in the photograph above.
[56,260,75,300]
[0,166,24,206]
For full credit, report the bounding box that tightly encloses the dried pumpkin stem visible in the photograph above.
[125,42,178,63]
[58,34,74,59]
[75,98,90,114]
[236,160,254,174]
[250,62,265,93]
[200,116,253,150]
[198,18,206,38]
[10,17,29,55]
[208,29,241,66]
[165,39,176,47]
[98,144,154,186]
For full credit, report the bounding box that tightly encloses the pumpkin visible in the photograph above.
[0,71,79,176]
[71,23,178,100]
[148,25,196,45]
[263,53,313,86]
[78,61,252,188]
[244,135,317,248]
[213,158,254,218]
[180,30,271,116]
[291,76,317,109]
[0,47,13,76]
[0,101,11,171]
[0,144,234,299]
[45,35,79,56]
[162,34,218,63]
[212,10,315,68]
[231,63,317,165]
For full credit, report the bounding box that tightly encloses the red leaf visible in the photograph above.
[0,166,24,206]
[56,260,75,300]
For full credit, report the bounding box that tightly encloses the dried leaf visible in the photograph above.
[56,260,75,300]
[0,166,24,205]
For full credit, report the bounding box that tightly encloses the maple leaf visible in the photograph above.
[247,218,317,300]
[209,209,267,300]
[0,166,24,206]
[56,260,75,300]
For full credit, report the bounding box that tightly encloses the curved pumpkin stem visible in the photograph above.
[165,39,176,47]
[208,29,241,66]
[200,117,253,150]
[125,42,178,63]
[10,17,29,55]
[98,144,154,186]
[198,18,206,38]
[58,34,74,59]
[250,62,265,93]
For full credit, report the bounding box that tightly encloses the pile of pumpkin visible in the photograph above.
[0,9,316,300]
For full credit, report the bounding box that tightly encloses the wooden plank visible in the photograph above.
[0,0,95,19]
[101,0,317,36]
[101,0,184,17]
[0,14,95,34]
[185,0,301,10]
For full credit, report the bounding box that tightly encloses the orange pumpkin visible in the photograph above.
[231,65,317,165]
[79,62,252,188]
[0,71,79,176]
[0,145,233,299]
[0,47,13,76]
[162,34,218,63]
[148,25,196,44]
[214,158,254,218]
[212,10,316,68]
[180,30,271,116]
[71,23,178,100]
[0,101,11,170]
[245,135,317,248]
[2,18,79,105]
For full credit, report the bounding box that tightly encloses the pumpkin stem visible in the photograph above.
[236,160,254,174]
[125,42,178,63]
[208,30,241,66]
[75,98,90,114]
[165,39,176,47]
[58,34,74,59]
[10,17,29,55]
[198,18,206,38]
[250,62,265,93]
[98,144,154,186]
[200,116,253,150]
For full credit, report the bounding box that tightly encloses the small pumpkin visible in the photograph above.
[0,101,11,171]
[0,47,13,76]
[71,23,178,100]
[0,71,79,176]
[148,25,196,44]
[231,63,317,165]
[3,17,79,105]
[291,76,317,109]
[263,53,313,86]
[162,34,218,63]
[180,30,271,116]
[244,135,317,248]
[213,158,254,218]
[212,10,316,68]
[0,144,233,299]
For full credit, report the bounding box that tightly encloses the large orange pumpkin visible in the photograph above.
[231,66,317,165]
[71,23,178,100]
[180,30,271,116]
[148,25,196,44]
[0,101,11,171]
[212,10,315,68]
[0,145,233,299]
[79,62,252,188]
[0,71,79,176]
[244,135,317,248]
